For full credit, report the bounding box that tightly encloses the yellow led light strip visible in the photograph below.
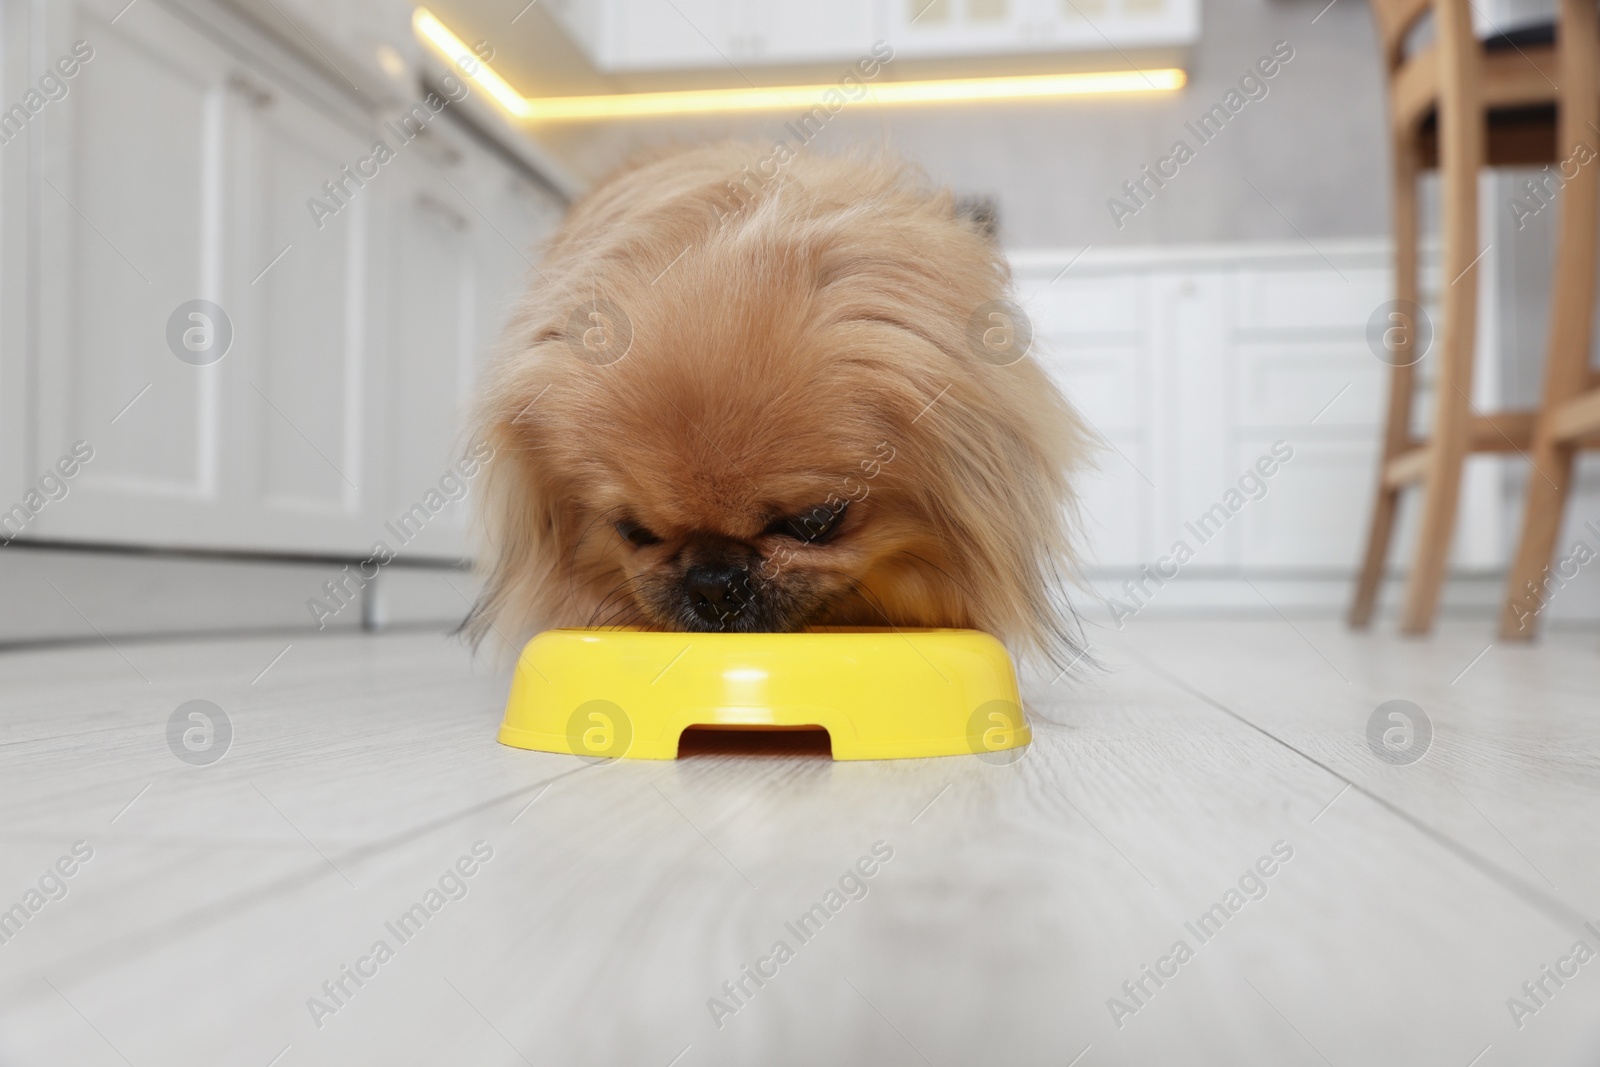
[413,7,1185,122]
[414,8,530,117]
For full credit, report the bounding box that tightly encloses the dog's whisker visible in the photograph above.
[595,599,647,630]
[593,580,651,630]
[591,590,643,629]
[585,573,647,628]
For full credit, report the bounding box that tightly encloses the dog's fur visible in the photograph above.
[467,143,1092,663]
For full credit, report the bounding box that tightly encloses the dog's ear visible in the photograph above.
[953,194,1000,241]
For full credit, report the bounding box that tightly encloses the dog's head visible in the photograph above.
[470,146,1089,657]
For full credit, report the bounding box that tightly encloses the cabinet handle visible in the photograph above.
[227,72,275,108]
[416,192,468,229]
[401,124,464,168]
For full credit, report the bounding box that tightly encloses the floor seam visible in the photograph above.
[1129,648,1587,933]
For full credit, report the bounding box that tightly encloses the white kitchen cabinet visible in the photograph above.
[888,0,1198,60]
[33,0,382,553]
[606,0,879,71]
[0,0,29,516]
[376,132,561,559]
[379,163,482,560]
[1014,239,1506,602]
[33,0,242,543]
[721,2,880,65]
[609,0,729,71]
[18,0,564,561]
[554,0,1192,73]
[235,79,377,541]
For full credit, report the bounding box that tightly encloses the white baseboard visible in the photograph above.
[1082,569,1600,623]
[0,546,468,645]
[366,567,480,631]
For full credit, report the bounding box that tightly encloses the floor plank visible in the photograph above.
[1113,619,1600,916]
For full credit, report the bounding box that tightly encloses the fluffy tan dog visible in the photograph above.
[468,143,1091,662]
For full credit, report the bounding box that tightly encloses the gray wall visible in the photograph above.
[541,0,1391,249]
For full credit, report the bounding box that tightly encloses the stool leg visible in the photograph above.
[1498,0,1600,640]
[1351,130,1423,628]
[1400,0,1485,634]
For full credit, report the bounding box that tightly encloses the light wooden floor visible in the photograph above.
[1,618,1597,1066]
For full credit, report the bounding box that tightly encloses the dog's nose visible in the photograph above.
[684,564,747,623]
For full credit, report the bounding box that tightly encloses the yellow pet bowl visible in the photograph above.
[496,628,1029,761]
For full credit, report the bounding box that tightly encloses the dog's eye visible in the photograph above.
[615,519,661,547]
[765,501,848,544]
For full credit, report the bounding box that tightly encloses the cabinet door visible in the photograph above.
[378,160,481,560]
[1021,269,1152,571]
[736,5,877,65]
[378,138,563,560]
[0,0,28,509]
[469,154,563,372]
[33,0,381,554]
[224,67,380,552]
[611,0,733,71]
[33,0,238,546]
[890,0,1198,58]
[608,0,875,69]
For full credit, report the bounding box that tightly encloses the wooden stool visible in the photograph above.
[1350,0,1600,635]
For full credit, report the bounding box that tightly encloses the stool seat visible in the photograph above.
[1417,104,1556,167]
[1482,20,1557,49]
[1413,24,1561,166]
